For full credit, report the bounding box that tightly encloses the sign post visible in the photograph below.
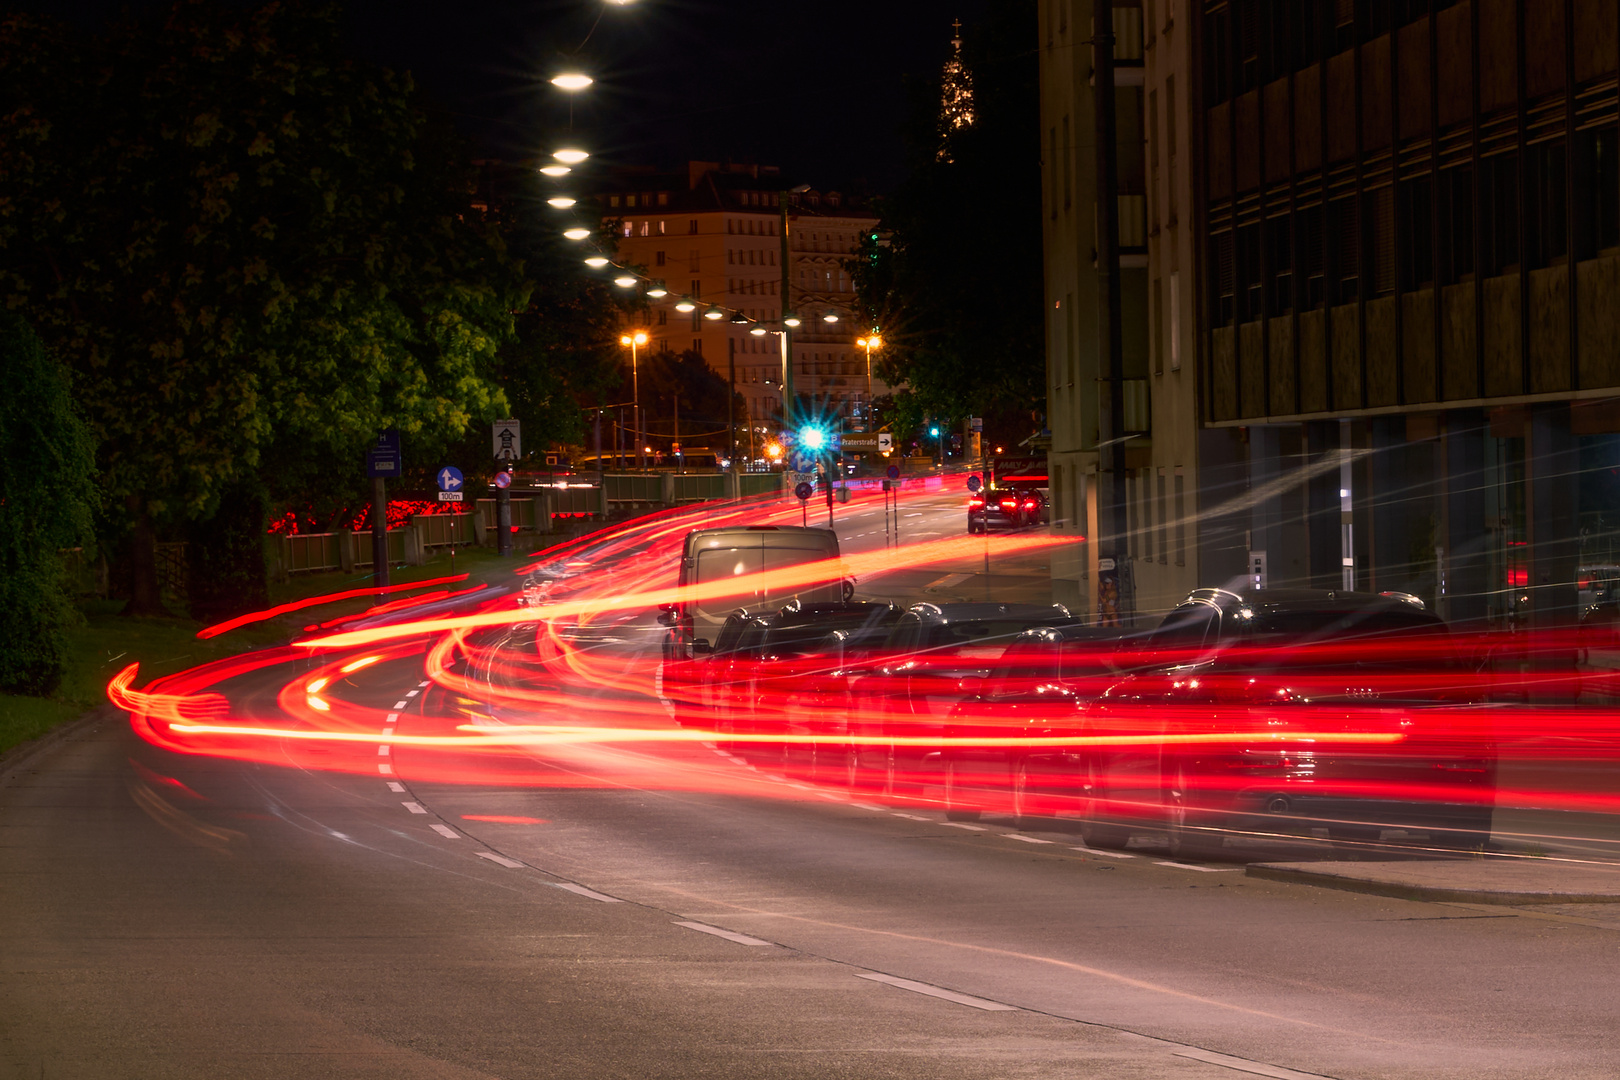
[491,421,519,556]
[437,466,464,572]
[492,420,522,465]
[365,429,402,590]
[794,480,813,528]
[494,467,513,557]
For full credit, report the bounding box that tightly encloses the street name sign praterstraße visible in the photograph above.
[840,433,892,453]
[492,419,522,463]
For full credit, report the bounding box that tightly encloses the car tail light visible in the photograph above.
[1000,499,1016,510]
[969,497,984,508]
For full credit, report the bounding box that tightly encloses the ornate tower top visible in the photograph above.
[937,18,975,161]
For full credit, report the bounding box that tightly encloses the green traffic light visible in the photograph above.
[801,427,826,451]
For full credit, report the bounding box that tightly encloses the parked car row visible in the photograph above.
[663,575,1500,857]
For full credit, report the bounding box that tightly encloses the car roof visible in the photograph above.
[905,602,1073,623]
[1180,587,1433,615]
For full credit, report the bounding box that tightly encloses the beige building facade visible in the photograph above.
[601,162,888,455]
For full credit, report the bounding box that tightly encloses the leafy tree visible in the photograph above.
[0,312,96,695]
[849,1,1043,454]
[0,2,523,616]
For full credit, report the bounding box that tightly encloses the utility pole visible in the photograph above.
[778,189,796,432]
[1092,0,1130,627]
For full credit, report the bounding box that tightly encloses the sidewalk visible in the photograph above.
[1247,856,1620,905]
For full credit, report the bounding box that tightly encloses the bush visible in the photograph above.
[0,311,96,695]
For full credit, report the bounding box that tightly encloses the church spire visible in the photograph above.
[937,17,975,162]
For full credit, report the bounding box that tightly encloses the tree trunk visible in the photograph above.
[124,494,165,616]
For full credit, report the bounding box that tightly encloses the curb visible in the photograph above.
[0,706,113,790]
[1246,863,1620,905]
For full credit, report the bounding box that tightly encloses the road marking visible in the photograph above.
[405,690,420,698]
[1172,1048,1338,1079]
[386,782,405,793]
[892,813,931,820]
[940,822,987,831]
[430,824,459,839]
[1155,861,1239,872]
[377,745,390,756]
[674,921,775,946]
[475,852,525,868]
[1005,834,1054,844]
[418,681,431,688]
[377,763,393,775]
[385,713,400,723]
[904,512,924,517]
[553,882,623,903]
[382,725,395,736]
[851,803,886,812]
[402,802,427,814]
[855,973,1018,1011]
[927,572,972,588]
[393,701,409,710]
[1071,846,1133,858]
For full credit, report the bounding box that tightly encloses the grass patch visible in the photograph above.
[1,544,525,758]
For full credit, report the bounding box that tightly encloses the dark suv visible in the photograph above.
[1079,588,1495,857]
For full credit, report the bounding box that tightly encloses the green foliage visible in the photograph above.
[0,2,524,615]
[848,2,1043,450]
[0,311,96,695]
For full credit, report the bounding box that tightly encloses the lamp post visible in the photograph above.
[855,334,882,432]
[620,331,648,471]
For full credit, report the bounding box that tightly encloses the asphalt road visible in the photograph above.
[4,492,1618,1079]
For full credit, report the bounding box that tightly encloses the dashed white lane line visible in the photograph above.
[385,712,400,723]
[418,681,431,688]
[377,745,391,756]
[476,852,525,868]
[430,824,459,839]
[386,782,406,793]
[675,921,776,947]
[1004,834,1054,844]
[851,803,886,812]
[377,763,393,775]
[382,727,395,737]
[904,512,924,517]
[1155,861,1240,872]
[402,802,428,814]
[1173,1048,1334,1079]
[855,972,1018,1011]
[405,690,420,698]
[940,822,987,831]
[393,700,409,710]
[1072,846,1134,858]
[892,813,931,820]
[553,882,623,903]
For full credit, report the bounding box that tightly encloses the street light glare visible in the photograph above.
[646,285,668,298]
[750,327,767,337]
[822,313,839,323]
[868,335,883,349]
[584,256,610,268]
[613,275,638,288]
[563,227,592,241]
[783,314,802,327]
[550,73,593,91]
[703,307,726,321]
[547,197,577,209]
[674,299,697,312]
[540,165,572,177]
[553,148,590,165]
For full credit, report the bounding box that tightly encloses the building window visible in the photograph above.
[1527,141,1568,269]
[1439,166,1475,281]
[1267,216,1293,314]
[1174,472,1186,566]
[1210,230,1235,325]
[1576,126,1620,257]
[610,195,621,207]
[655,250,666,266]
[640,221,649,236]
[659,220,666,235]
[657,310,667,325]
[1169,271,1181,371]
[689,250,701,272]
[658,192,669,206]
[626,194,637,208]
[1399,177,1434,288]
[1330,198,1359,304]
[689,220,699,234]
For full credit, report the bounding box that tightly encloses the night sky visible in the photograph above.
[17,0,995,192]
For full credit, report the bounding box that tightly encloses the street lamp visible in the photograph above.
[620,331,649,471]
[550,73,593,91]
[562,227,591,241]
[855,334,882,431]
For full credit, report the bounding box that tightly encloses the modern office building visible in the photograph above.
[598,162,887,450]
[1041,0,1620,628]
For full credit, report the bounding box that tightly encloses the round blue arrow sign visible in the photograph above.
[437,466,464,492]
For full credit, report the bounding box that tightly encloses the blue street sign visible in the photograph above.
[886,464,901,480]
[437,465,464,492]
[789,450,819,473]
[366,429,402,478]
[793,481,814,501]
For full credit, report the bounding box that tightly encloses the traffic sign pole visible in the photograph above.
[371,477,389,590]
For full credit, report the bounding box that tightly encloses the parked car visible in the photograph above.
[937,624,1135,822]
[845,602,1080,797]
[1078,588,1495,857]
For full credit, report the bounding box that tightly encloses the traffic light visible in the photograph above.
[800,425,827,451]
[930,426,940,437]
